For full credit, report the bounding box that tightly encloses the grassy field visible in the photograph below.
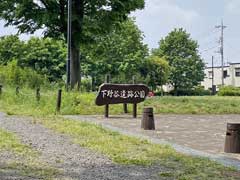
[32,116,240,179]
[0,128,58,179]
[1,86,240,116]
[1,87,240,179]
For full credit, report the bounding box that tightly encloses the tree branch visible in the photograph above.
[59,0,66,33]
[39,0,49,9]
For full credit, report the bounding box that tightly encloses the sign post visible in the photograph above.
[96,84,149,118]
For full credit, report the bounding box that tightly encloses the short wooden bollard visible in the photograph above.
[56,89,62,112]
[123,103,128,113]
[141,107,155,130]
[224,123,240,153]
[16,86,20,95]
[0,84,2,95]
[36,88,40,102]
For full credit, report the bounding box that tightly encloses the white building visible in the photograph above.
[201,63,240,90]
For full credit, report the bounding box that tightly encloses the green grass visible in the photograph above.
[1,87,240,179]
[0,129,36,156]
[34,116,240,179]
[0,128,58,179]
[1,86,240,115]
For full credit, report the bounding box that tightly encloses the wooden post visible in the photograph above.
[16,86,19,95]
[123,103,128,113]
[133,103,137,118]
[36,87,40,102]
[0,84,2,95]
[104,74,110,118]
[56,89,62,112]
[105,104,109,118]
[132,75,136,117]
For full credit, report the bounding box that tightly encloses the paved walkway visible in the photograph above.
[66,114,240,169]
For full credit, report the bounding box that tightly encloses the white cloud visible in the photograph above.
[132,0,200,49]
[225,0,240,14]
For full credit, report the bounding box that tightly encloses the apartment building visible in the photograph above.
[201,63,240,90]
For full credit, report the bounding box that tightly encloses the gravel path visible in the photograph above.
[65,114,240,170]
[0,112,163,180]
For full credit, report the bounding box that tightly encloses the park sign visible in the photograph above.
[96,84,150,106]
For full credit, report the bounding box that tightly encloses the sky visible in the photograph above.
[0,0,240,66]
[131,0,240,66]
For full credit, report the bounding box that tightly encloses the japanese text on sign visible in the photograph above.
[101,90,146,99]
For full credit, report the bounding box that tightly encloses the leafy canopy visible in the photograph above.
[0,35,66,82]
[146,56,170,90]
[153,28,205,90]
[0,0,145,47]
[81,19,148,84]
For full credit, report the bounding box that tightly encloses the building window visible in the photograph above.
[224,70,228,78]
[236,68,240,77]
[208,71,213,79]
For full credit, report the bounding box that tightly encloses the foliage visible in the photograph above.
[169,86,211,96]
[0,36,66,82]
[80,77,92,92]
[22,37,66,82]
[153,28,205,92]
[0,60,49,88]
[218,86,240,96]
[82,19,149,86]
[145,56,170,90]
[0,35,25,65]
[0,0,145,87]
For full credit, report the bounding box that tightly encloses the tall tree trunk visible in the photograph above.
[70,47,81,90]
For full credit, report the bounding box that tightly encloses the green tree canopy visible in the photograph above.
[23,37,66,82]
[153,28,205,92]
[146,56,170,91]
[0,35,66,82]
[0,35,25,65]
[81,19,148,86]
[0,0,145,88]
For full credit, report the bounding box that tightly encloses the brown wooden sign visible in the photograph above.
[96,84,149,106]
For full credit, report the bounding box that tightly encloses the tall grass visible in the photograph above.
[2,86,240,116]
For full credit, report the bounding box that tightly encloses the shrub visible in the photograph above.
[80,77,92,92]
[218,86,240,96]
[0,60,49,88]
[170,86,211,96]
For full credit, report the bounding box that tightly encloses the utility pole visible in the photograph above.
[215,20,227,86]
[212,56,214,88]
[211,56,217,95]
[66,0,72,90]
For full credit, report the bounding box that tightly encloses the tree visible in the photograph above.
[81,19,148,86]
[146,56,170,91]
[0,35,25,65]
[23,37,66,82]
[0,0,145,89]
[0,35,66,82]
[153,28,205,93]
